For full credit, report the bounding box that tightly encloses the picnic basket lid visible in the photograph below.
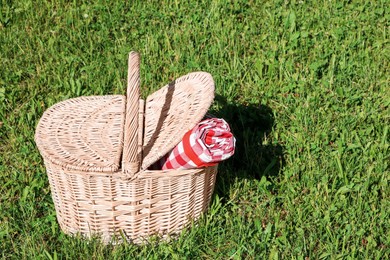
[35,95,126,172]
[141,71,215,170]
[35,52,215,175]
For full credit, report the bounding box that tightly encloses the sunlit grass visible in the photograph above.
[1,0,388,258]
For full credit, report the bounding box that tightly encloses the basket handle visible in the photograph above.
[122,51,141,179]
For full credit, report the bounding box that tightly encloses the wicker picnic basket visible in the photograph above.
[35,52,218,244]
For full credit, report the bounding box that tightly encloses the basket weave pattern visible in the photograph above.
[46,163,217,243]
[35,95,126,172]
[35,52,218,243]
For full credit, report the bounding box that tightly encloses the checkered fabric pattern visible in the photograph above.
[161,118,235,170]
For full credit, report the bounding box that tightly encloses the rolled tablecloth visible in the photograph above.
[161,118,235,170]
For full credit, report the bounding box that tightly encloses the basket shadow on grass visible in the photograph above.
[210,95,284,197]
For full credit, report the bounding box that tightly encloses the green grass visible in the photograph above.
[1,0,389,258]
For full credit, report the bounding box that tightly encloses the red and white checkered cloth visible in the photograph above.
[160,118,235,170]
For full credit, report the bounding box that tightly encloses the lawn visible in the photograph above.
[0,0,389,259]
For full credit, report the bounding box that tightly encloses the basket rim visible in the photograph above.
[49,163,218,180]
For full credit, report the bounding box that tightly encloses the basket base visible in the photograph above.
[45,161,218,244]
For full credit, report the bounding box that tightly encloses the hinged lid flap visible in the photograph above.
[141,72,215,170]
[35,95,126,172]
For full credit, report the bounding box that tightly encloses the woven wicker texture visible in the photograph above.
[45,162,217,244]
[35,51,218,243]
[142,72,215,170]
[35,95,125,172]
[122,52,141,177]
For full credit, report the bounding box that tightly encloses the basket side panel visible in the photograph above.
[44,162,218,244]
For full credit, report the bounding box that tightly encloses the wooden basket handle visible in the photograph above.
[122,51,141,179]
